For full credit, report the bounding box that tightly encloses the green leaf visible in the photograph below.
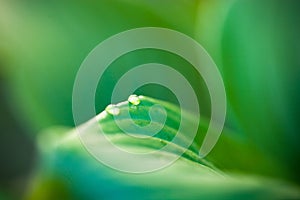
[26,96,300,199]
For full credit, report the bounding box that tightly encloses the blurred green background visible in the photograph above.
[0,0,300,199]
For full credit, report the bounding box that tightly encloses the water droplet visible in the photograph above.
[105,104,120,115]
[128,94,140,106]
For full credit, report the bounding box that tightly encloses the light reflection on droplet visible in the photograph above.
[105,104,120,116]
[128,94,141,106]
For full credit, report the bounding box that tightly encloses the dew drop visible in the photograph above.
[105,104,120,115]
[128,94,141,106]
